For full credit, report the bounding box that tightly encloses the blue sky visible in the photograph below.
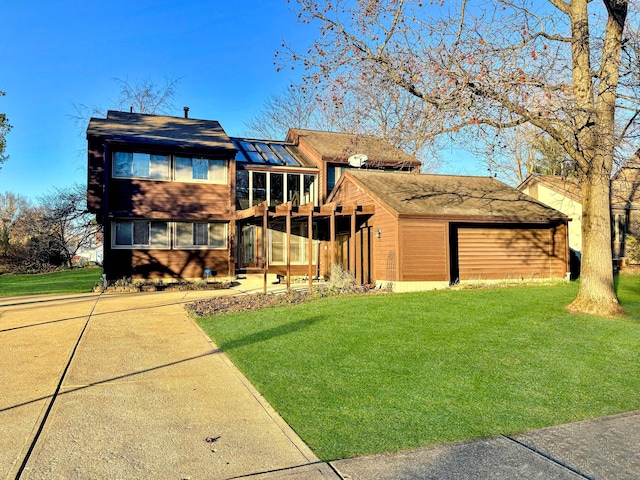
[1,0,482,200]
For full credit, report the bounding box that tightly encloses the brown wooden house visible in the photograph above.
[329,170,570,291]
[87,110,570,290]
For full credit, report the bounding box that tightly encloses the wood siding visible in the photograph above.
[108,179,233,220]
[331,177,398,282]
[87,140,105,213]
[105,248,232,280]
[456,224,568,281]
[399,219,448,281]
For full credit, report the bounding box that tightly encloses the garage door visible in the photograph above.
[457,226,563,281]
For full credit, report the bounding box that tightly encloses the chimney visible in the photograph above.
[130,106,133,113]
[184,106,190,118]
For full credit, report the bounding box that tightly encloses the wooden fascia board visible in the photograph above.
[236,202,374,220]
[236,164,319,174]
[396,213,569,223]
[331,171,401,219]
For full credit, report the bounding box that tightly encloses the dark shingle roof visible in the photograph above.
[86,111,236,152]
[286,129,421,167]
[343,170,568,220]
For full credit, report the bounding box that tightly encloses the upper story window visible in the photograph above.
[235,170,318,210]
[327,165,346,193]
[112,151,228,184]
[113,152,170,180]
[175,157,227,184]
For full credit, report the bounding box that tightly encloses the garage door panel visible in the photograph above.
[457,227,559,280]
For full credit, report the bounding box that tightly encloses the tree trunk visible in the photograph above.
[567,165,624,316]
[565,0,626,317]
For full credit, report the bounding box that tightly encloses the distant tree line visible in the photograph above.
[0,184,99,274]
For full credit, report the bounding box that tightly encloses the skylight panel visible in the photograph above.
[255,143,284,165]
[240,141,257,151]
[234,140,266,163]
[271,144,300,166]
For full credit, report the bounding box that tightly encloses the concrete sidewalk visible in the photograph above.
[2,285,639,479]
[329,410,640,479]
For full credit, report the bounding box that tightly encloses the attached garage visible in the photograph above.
[329,170,570,291]
[452,224,569,282]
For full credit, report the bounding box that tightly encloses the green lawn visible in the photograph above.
[197,275,640,461]
[0,268,103,296]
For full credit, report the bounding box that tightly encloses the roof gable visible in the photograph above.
[336,170,568,221]
[518,174,582,202]
[86,110,236,152]
[285,128,421,167]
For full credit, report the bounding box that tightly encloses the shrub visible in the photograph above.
[626,234,640,265]
[187,275,378,318]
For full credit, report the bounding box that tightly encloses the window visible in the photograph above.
[269,221,318,265]
[236,170,319,209]
[113,152,170,180]
[327,165,346,192]
[253,172,267,205]
[270,173,284,206]
[287,174,301,205]
[175,157,227,183]
[112,220,169,248]
[236,170,250,210]
[175,222,228,249]
[304,174,317,205]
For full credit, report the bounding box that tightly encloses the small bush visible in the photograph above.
[626,234,640,265]
[326,263,364,294]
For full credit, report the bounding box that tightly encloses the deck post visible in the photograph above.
[330,206,336,272]
[286,207,291,291]
[308,209,313,291]
[263,205,268,294]
[350,209,356,278]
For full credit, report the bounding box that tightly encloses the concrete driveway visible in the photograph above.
[3,288,640,480]
[0,291,331,479]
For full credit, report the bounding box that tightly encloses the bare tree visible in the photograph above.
[281,0,632,316]
[39,184,100,269]
[246,81,442,171]
[0,192,29,256]
[244,84,322,139]
[0,194,63,273]
[71,75,181,127]
[0,91,11,171]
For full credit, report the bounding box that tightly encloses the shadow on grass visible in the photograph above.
[214,316,326,351]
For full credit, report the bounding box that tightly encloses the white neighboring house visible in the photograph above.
[74,231,103,265]
[518,156,640,265]
[518,175,583,253]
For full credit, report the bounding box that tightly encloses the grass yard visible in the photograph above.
[197,275,640,461]
[0,268,103,297]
